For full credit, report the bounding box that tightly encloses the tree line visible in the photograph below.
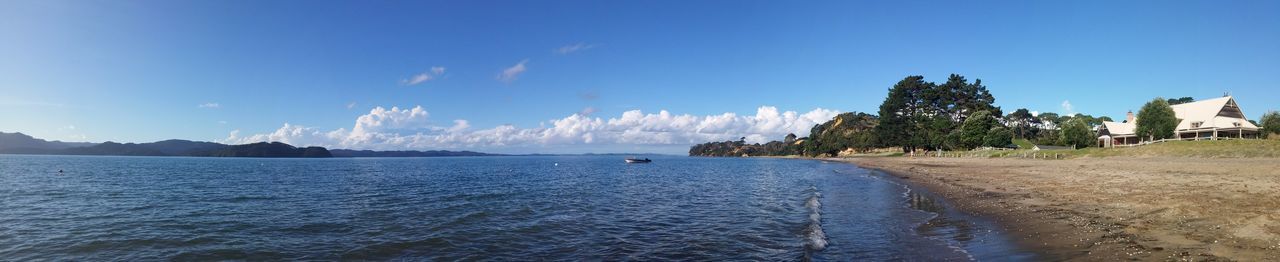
[690,74,1280,157]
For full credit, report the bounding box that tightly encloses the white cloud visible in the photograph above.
[1061,100,1074,115]
[218,120,228,125]
[403,73,433,85]
[198,102,220,109]
[447,120,470,133]
[224,124,345,147]
[579,106,598,116]
[554,43,595,55]
[402,66,446,85]
[498,59,528,83]
[1029,111,1040,117]
[346,102,357,109]
[225,129,240,141]
[227,105,840,152]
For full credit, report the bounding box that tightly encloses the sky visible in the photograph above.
[1,0,1278,154]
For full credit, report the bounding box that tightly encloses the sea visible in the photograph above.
[0,154,1036,261]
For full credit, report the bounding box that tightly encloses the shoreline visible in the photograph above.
[832,157,1128,260]
[822,156,1280,261]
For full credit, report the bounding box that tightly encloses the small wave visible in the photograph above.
[804,187,827,251]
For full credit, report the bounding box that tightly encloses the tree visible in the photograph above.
[1030,111,1062,145]
[1135,98,1178,141]
[943,130,962,150]
[875,74,1001,152]
[1059,118,1095,149]
[876,76,930,152]
[1004,108,1038,139]
[1098,116,1114,123]
[1037,112,1061,126]
[935,74,1002,123]
[1167,97,1195,105]
[1261,111,1280,139]
[985,126,1013,148]
[957,110,996,149]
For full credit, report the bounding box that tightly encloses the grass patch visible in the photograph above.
[1075,139,1280,158]
[925,139,1280,159]
[1011,138,1036,149]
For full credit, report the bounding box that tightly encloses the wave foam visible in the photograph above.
[804,187,827,250]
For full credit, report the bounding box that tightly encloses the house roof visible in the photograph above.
[1099,121,1137,136]
[1033,145,1072,150]
[1169,96,1258,131]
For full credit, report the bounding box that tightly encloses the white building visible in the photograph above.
[1097,96,1260,148]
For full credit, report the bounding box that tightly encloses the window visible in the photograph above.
[1233,122,1242,127]
[1191,121,1203,128]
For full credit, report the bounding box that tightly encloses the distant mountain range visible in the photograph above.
[0,132,499,158]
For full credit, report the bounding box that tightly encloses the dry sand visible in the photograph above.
[838,156,1280,261]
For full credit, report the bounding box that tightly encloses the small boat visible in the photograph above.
[624,158,652,163]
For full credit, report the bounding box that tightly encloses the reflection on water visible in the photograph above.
[910,190,978,243]
[908,190,944,213]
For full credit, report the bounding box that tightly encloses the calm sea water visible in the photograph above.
[0,155,1034,260]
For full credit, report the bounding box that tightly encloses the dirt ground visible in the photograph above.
[840,156,1280,261]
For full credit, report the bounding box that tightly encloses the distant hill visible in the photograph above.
[62,142,169,156]
[0,132,329,158]
[57,139,229,156]
[54,141,331,158]
[205,142,332,158]
[329,149,501,157]
[0,131,508,158]
[0,132,96,153]
[144,139,228,155]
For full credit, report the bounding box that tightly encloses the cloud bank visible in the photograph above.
[226,105,840,152]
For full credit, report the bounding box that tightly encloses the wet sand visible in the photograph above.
[835,156,1280,261]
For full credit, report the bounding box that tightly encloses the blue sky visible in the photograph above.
[2,0,1278,154]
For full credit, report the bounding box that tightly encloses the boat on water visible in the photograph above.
[624,158,652,163]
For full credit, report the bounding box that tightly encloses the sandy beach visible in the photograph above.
[838,156,1280,261]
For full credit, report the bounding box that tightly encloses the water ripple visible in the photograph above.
[0,155,1032,260]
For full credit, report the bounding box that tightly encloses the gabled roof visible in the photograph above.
[1099,121,1136,136]
[1169,96,1258,131]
